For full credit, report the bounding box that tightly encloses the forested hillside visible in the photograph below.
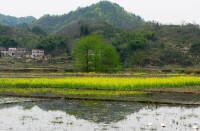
[0,1,200,70]
[0,24,40,49]
[111,22,200,67]
[33,1,143,33]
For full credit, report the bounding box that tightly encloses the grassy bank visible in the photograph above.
[0,87,200,105]
[0,88,143,96]
[0,76,200,90]
[0,87,147,102]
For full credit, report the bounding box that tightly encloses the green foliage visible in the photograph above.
[80,24,90,36]
[0,36,18,48]
[100,44,120,72]
[0,24,41,49]
[34,1,144,33]
[0,24,10,34]
[31,26,46,35]
[112,31,150,63]
[116,23,200,67]
[154,24,200,50]
[74,34,120,72]
[0,87,143,97]
[130,50,148,67]
[36,36,68,55]
[57,19,121,43]
[190,42,200,63]
[160,49,192,66]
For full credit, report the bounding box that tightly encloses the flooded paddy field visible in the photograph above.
[0,97,200,131]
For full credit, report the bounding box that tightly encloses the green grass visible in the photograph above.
[0,87,143,96]
[0,76,200,90]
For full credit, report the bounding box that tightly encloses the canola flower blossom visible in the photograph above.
[0,76,200,90]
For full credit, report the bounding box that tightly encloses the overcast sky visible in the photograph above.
[0,0,199,24]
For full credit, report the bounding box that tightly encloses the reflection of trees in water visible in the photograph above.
[0,98,199,124]
[1,96,199,124]
[0,100,146,123]
[35,100,147,123]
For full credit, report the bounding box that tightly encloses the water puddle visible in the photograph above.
[0,97,199,131]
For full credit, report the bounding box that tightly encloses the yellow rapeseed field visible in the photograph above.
[0,76,200,90]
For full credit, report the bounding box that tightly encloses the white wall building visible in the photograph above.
[0,47,7,55]
[8,48,17,56]
[31,49,44,58]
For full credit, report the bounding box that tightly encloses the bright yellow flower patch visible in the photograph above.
[0,76,200,90]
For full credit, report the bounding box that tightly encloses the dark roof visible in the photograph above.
[17,48,26,50]
[0,47,6,50]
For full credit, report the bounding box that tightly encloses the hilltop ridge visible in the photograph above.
[33,1,144,33]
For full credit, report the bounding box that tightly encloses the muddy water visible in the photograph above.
[0,97,200,131]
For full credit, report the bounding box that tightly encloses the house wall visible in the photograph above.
[31,49,44,58]
[8,48,17,56]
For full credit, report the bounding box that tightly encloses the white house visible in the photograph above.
[31,49,44,58]
[8,48,17,56]
[0,47,7,55]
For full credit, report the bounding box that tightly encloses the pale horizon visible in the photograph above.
[0,0,199,25]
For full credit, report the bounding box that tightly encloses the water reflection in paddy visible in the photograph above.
[0,98,199,131]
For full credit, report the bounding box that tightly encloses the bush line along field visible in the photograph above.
[0,76,200,90]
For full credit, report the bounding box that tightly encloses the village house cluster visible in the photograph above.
[0,47,45,59]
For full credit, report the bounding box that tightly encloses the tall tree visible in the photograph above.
[73,34,120,72]
[80,25,90,37]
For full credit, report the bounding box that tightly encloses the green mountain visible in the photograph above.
[0,14,36,26]
[34,1,144,33]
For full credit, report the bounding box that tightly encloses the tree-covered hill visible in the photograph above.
[154,24,200,52]
[114,22,200,67]
[0,14,36,27]
[34,1,144,33]
[131,23,200,52]
[57,19,121,40]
